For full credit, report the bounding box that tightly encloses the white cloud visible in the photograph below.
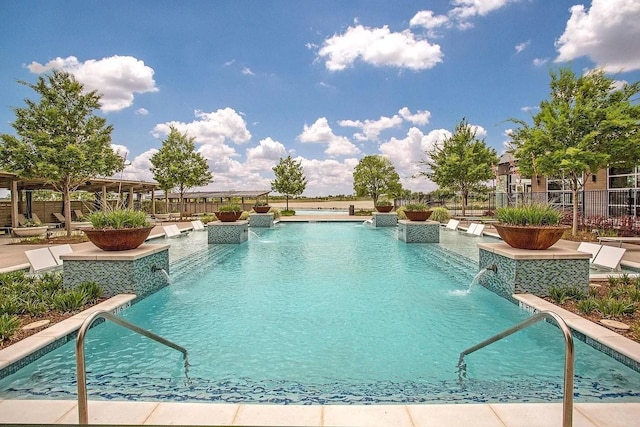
[398,107,431,125]
[119,148,156,182]
[339,107,431,142]
[450,0,516,20]
[379,127,450,192]
[245,137,287,171]
[338,115,403,141]
[298,157,360,196]
[515,40,530,54]
[135,108,149,115]
[299,117,360,156]
[533,58,548,67]
[317,24,443,71]
[152,108,251,145]
[27,55,158,112]
[242,67,255,76]
[555,0,640,72]
[409,10,450,36]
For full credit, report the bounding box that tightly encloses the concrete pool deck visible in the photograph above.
[0,218,640,425]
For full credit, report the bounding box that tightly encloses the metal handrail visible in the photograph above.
[75,309,188,425]
[457,310,574,427]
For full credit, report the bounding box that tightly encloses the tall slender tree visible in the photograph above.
[0,70,123,236]
[420,118,498,216]
[352,155,402,205]
[509,67,640,235]
[271,155,307,211]
[150,126,212,220]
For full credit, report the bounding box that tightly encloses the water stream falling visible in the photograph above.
[152,266,170,284]
[248,230,261,240]
[449,265,495,296]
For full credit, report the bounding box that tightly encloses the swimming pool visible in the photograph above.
[1,223,639,404]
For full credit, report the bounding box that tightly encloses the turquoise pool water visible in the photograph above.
[1,223,639,404]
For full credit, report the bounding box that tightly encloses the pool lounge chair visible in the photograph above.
[52,212,92,229]
[163,224,189,238]
[465,223,484,236]
[191,220,206,231]
[25,247,59,273]
[31,213,62,229]
[49,244,73,266]
[73,209,85,220]
[577,242,603,263]
[445,219,460,230]
[592,245,626,271]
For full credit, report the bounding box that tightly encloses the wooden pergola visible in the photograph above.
[0,171,160,229]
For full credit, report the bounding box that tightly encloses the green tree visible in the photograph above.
[0,70,123,236]
[509,67,640,235]
[420,118,498,216]
[271,155,307,211]
[150,126,212,220]
[352,155,402,205]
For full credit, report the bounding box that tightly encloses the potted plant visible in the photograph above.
[83,208,154,251]
[375,199,394,213]
[14,219,48,238]
[494,204,569,250]
[215,204,243,222]
[402,203,432,221]
[253,200,271,214]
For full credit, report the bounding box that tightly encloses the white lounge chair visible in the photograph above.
[191,220,206,231]
[25,247,59,273]
[163,224,188,238]
[465,223,478,235]
[576,242,602,263]
[592,245,626,271]
[445,219,460,230]
[472,223,485,236]
[49,244,73,266]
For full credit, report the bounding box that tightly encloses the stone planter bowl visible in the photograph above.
[215,211,243,222]
[83,226,154,251]
[404,210,433,221]
[493,224,570,250]
[375,205,393,213]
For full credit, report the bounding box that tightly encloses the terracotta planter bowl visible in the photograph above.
[375,205,393,213]
[404,210,432,221]
[215,211,242,222]
[253,206,271,214]
[83,226,154,251]
[493,224,570,250]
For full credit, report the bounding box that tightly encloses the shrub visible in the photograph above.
[375,198,392,207]
[281,209,296,216]
[77,282,103,301]
[199,213,217,224]
[577,298,599,315]
[404,203,429,211]
[496,204,562,226]
[270,207,281,219]
[0,295,21,315]
[549,286,571,304]
[218,204,241,212]
[53,289,88,312]
[430,207,451,223]
[597,298,636,317]
[0,313,21,341]
[87,208,150,229]
[239,211,250,220]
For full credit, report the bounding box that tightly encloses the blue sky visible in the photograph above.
[2,0,640,196]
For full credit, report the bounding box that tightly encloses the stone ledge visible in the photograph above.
[60,243,170,262]
[478,242,591,260]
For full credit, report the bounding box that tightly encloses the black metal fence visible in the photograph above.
[410,189,639,219]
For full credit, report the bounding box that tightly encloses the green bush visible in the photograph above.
[281,209,296,216]
[270,207,281,219]
[218,204,241,212]
[53,289,88,312]
[496,204,562,226]
[199,213,216,224]
[577,298,599,315]
[549,286,571,304]
[597,298,636,317]
[77,282,103,301]
[403,203,429,211]
[430,207,451,223]
[0,313,21,341]
[87,208,150,229]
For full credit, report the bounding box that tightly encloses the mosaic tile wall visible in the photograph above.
[397,221,440,243]
[208,220,249,244]
[63,249,170,298]
[478,248,589,298]
[249,213,275,228]
[372,212,398,227]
